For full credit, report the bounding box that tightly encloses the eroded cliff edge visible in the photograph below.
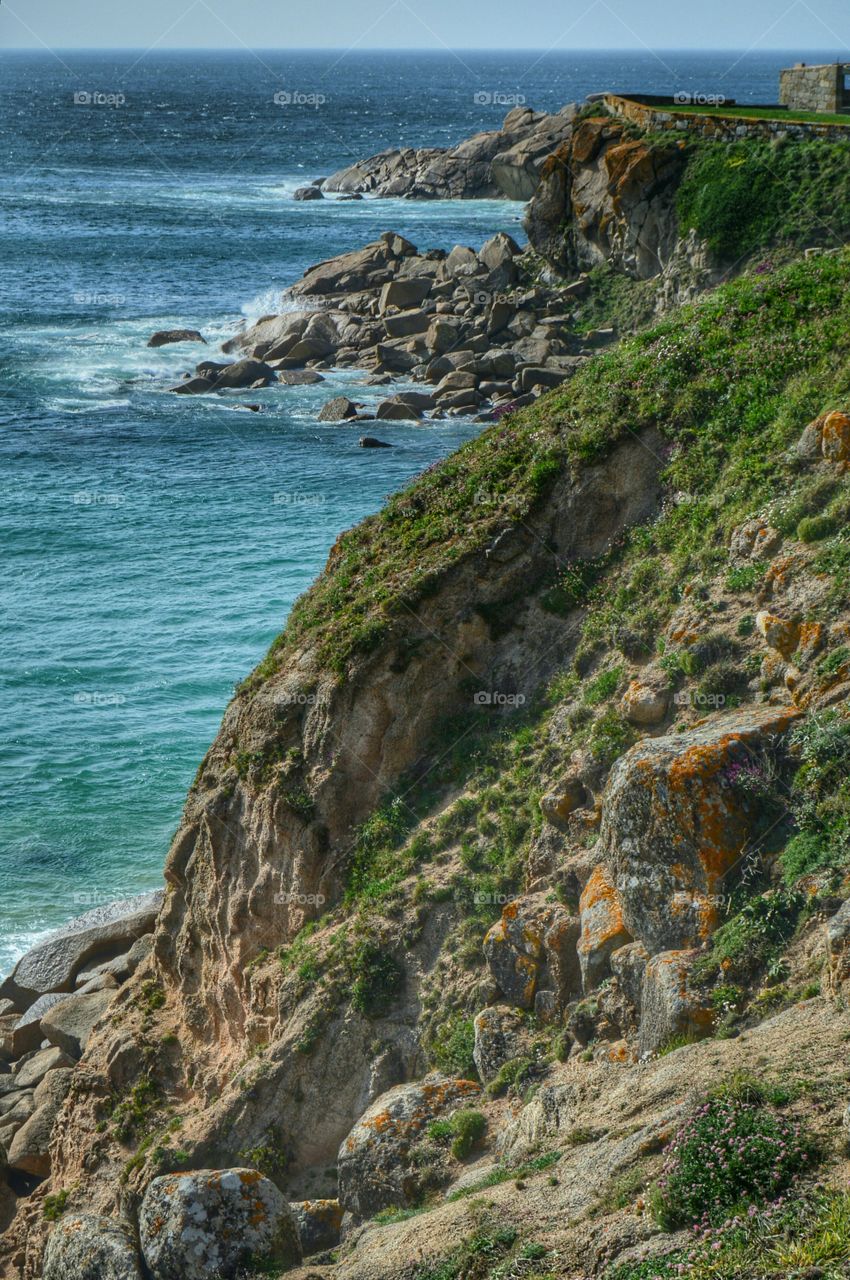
[5,97,850,1277]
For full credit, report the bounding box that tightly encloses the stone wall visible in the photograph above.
[603,93,850,143]
[780,63,849,115]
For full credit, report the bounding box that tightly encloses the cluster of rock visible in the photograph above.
[183,230,609,421]
[469,706,803,1079]
[317,105,577,201]
[0,894,160,1186]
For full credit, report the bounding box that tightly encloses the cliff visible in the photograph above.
[4,242,850,1278]
[5,94,850,1278]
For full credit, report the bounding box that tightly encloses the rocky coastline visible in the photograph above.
[5,92,850,1280]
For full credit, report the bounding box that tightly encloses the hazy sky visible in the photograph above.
[2,0,850,53]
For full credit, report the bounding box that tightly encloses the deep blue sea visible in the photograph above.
[0,48,836,971]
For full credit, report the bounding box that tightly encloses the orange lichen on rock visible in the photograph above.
[578,865,632,990]
[821,410,850,464]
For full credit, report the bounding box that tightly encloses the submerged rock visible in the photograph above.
[139,1169,301,1280]
[147,329,205,347]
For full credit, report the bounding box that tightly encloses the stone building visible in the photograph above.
[779,62,850,114]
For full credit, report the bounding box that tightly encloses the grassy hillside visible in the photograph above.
[256,250,850,684]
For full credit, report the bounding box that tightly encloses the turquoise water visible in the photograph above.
[0,49,821,972]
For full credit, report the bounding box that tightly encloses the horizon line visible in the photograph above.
[3,45,850,54]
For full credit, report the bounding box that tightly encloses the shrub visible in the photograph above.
[349,942,404,1017]
[692,890,804,983]
[43,1189,69,1221]
[428,1014,477,1079]
[789,711,850,867]
[427,1109,487,1160]
[652,1094,813,1228]
[588,707,637,765]
[798,513,838,542]
[486,1055,537,1099]
[780,830,834,884]
[726,564,762,592]
[583,666,623,706]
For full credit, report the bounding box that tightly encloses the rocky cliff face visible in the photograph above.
[4,185,850,1280]
[525,115,722,307]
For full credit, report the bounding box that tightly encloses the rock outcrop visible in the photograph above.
[320,106,577,200]
[525,114,720,303]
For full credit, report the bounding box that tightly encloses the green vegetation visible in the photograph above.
[427,1014,477,1079]
[607,1189,850,1280]
[238,1133,288,1179]
[414,1224,519,1280]
[670,102,850,126]
[428,1109,487,1159]
[651,1093,814,1229]
[692,889,805,984]
[677,138,850,260]
[42,1189,70,1221]
[349,941,404,1017]
[787,711,850,876]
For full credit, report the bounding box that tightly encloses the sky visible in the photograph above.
[2,0,850,53]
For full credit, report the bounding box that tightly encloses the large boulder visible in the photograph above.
[5,994,66,1059]
[43,1213,144,1280]
[317,396,359,422]
[289,1198,343,1255]
[379,278,432,312]
[212,358,277,389]
[483,898,580,1010]
[472,1005,529,1083]
[638,950,715,1056]
[7,1066,73,1177]
[337,1075,480,1218]
[599,707,801,955]
[139,1169,301,1280]
[290,233,417,297]
[0,891,163,1009]
[41,989,116,1059]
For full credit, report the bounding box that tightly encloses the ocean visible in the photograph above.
[0,48,833,972]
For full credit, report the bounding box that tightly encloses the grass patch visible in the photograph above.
[676,137,850,261]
